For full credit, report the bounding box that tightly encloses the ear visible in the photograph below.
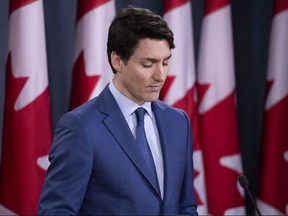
[111,51,122,73]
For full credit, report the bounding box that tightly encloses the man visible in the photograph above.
[38,5,198,215]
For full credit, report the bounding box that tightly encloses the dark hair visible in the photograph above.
[107,5,175,74]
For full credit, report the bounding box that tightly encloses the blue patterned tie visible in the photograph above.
[135,108,158,184]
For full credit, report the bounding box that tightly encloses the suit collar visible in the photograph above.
[152,102,177,203]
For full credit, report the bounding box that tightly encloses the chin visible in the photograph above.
[143,92,160,102]
[147,96,159,102]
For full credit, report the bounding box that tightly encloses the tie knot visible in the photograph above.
[135,107,146,123]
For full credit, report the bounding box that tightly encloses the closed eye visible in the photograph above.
[142,63,153,68]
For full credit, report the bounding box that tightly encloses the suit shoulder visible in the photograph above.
[154,100,188,117]
[72,97,99,114]
[58,97,101,123]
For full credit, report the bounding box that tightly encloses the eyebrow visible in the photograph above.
[141,54,172,62]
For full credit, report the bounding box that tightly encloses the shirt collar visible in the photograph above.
[109,81,153,118]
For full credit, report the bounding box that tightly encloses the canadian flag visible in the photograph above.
[161,1,208,214]
[257,0,288,215]
[197,0,245,214]
[70,0,115,109]
[0,0,52,215]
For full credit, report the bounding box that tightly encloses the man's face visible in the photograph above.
[113,38,171,105]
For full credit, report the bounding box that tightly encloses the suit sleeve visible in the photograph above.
[38,112,93,215]
[179,111,198,215]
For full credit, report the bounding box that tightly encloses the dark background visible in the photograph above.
[0,0,274,214]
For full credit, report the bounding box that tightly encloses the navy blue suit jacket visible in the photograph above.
[38,85,198,215]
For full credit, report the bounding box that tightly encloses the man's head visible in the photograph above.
[107,5,175,74]
[108,6,175,105]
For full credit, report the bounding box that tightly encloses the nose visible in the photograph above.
[154,64,167,82]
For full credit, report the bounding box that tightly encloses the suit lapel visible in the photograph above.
[98,86,161,198]
[152,102,177,203]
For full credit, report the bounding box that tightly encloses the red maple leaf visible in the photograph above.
[197,82,243,214]
[70,51,100,109]
[0,53,52,214]
[259,80,288,213]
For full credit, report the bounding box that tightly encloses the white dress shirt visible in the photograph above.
[109,81,164,198]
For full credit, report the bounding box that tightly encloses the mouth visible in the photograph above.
[148,85,162,92]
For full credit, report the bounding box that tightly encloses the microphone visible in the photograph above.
[238,175,262,216]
